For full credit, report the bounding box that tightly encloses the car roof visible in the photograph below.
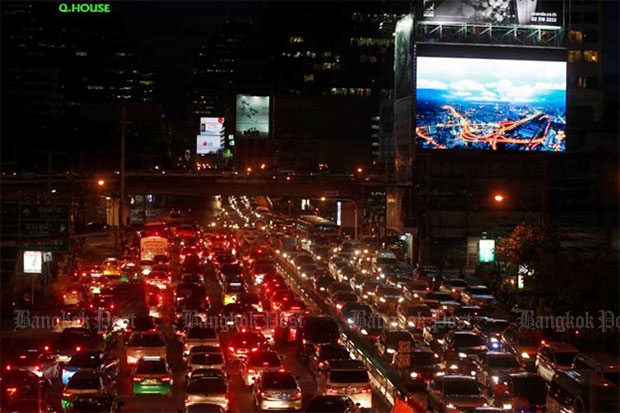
[542,342,579,352]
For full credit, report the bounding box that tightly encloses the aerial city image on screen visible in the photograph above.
[415,56,566,151]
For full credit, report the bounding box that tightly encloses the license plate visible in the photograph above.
[145,379,157,384]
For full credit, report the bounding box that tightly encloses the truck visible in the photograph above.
[140,236,169,261]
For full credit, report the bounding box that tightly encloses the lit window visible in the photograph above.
[568,50,582,63]
[87,85,104,90]
[568,31,583,43]
[75,51,87,57]
[115,52,127,57]
[583,50,598,63]
[304,74,315,83]
[289,36,304,44]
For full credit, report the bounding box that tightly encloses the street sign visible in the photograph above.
[23,251,42,273]
[19,203,70,252]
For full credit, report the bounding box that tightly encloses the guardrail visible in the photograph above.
[273,253,411,410]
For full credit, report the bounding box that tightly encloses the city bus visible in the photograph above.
[297,215,340,253]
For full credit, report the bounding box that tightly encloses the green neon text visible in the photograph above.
[58,3,111,13]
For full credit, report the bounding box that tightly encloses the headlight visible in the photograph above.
[413,293,419,298]
[408,321,415,327]
[470,370,477,376]
[446,403,456,409]
[301,273,307,278]
[391,321,398,327]
[491,342,501,349]
[398,297,404,303]
[142,269,151,275]
[347,318,354,324]
[387,348,396,354]
[521,352,530,359]
[410,372,418,378]
[449,364,458,370]
[379,297,386,303]
[492,375,499,384]
[458,352,467,358]
[490,337,498,343]
[437,339,444,345]
[360,329,368,335]
[435,371,445,376]
[503,404,512,410]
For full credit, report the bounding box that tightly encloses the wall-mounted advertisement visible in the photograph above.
[200,117,225,136]
[419,0,562,27]
[395,14,413,100]
[478,239,495,263]
[24,250,42,273]
[236,95,270,139]
[196,135,221,155]
[415,56,566,152]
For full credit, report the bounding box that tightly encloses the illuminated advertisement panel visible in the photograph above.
[415,55,566,152]
[200,117,225,136]
[196,135,221,154]
[236,95,270,138]
[419,0,562,27]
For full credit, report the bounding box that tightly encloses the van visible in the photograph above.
[572,352,620,387]
[319,359,372,409]
[547,369,620,412]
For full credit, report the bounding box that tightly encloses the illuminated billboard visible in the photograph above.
[415,55,566,152]
[197,117,224,154]
[236,95,270,139]
[196,135,222,154]
[419,0,562,27]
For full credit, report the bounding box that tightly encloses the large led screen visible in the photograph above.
[415,56,566,152]
[196,135,222,155]
[236,95,270,139]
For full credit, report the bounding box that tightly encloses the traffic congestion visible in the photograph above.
[1,195,619,413]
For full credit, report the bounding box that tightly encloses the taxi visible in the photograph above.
[131,356,173,396]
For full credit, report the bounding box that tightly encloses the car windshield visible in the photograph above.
[136,361,167,374]
[386,333,414,346]
[68,353,102,367]
[262,373,297,389]
[443,379,481,396]
[329,370,369,383]
[469,287,490,295]
[512,376,547,403]
[319,346,350,360]
[449,279,469,288]
[378,286,401,296]
[454,334,485,347]
[603,372,620,387]
[483,321,509,333]
[187,327,217,340]
[248,352,281,367]
[412,352,438,366]
[411,282,429,290]
[377,257,397,264]
[191,353,224,365]
[334,294,357,302]
[488,356,521,369]
[555,352,579,366]
[14,353,39,365]
[187,380,228,394]
[68,377,99,390]
[127,333,165,347]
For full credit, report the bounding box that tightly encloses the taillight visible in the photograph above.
[327,386,338,394]
[251,347,258,352]
[228,347,235,352]
[362,386,372,393]
[76,346,81,352]
[6,387,17,396]
[293,391,301,399]
[161,377,171,382]
[132,377,143,382]
[62,391,71,398]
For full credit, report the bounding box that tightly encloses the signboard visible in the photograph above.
[23,251,42,274]
[236,95,270,139]
[19,203,70,251]
[198,117,225,154]
[196,135,221,155]
[418,0,562,27]
[478,239,496,263]
[394,14,413,100]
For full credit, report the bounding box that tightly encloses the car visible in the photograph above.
[425,291,462,313]
[170,208,182,218]
[236,292,264,312]
[9,348,60,381]
[304,395,361,413]
[314,275,336,294]
[372,285,404,314]
[297,316,341,357]
[61,369,118,411]
[309,343,352,374]
[423,320,461,352]
[473,351,525,391]
[253,371,303,411]
[184,403,226,413]
[535,341,579,382]
[572,352,620,386]
[187,348,226,380]
[280,299,308,322]
[375,330,417,360]
[52,307,95,333]
[184,368,230,411]
[126,331,167,365]
[491,372,547,411]
[546,369,620,413]
[225,331,269,361]
[441,331,488,362]
[439,278,470,300]
[175,282,208,305]
[329,292,359,312]
[397,347,444,384]
[426,375,488,412]
[62,351,119,385]
[396,303,434,333]
[500,324,546,371]
[318,359,372,409]
[53,327,107,364]
[62,286,87,306]
[145,270,171,290]
[461,286,497,309]
[132,356,173,396]
[0,369,52,408]
[239,350,283,387]
[123,315,159,344]
[472,318,510,351]
[341,303,373,326]
[403,280,432,301]
[221,277,247,305]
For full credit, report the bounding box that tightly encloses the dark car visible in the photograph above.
[53,327,107,364]
[0,369,52,408]
[297,316,341,357]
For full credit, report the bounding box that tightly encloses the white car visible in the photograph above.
[239,350,283,387]
[126,332,167,365]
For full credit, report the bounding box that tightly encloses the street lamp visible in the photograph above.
[492,193,532,214]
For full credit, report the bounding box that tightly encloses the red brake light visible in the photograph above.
[6,387,17,396]
[76,346,81,352]
[248,368,256,374]
[43,345,50,352]
[540,340,546,345]
[228,347,235,352]
[161,377,171,382]
[62,391,71,398]
[132,377,143,382]
[251,347,258,352]
[362,386,372,393]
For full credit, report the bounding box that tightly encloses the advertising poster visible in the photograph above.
[415,56,566,152]
[236,95,270,139]
[394,14,413,100]
[419,0,562,27]
[197,117,225,154]
[196,135,221,155]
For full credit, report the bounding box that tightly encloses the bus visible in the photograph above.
[297,215,340,252]
[142,221,169,238]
